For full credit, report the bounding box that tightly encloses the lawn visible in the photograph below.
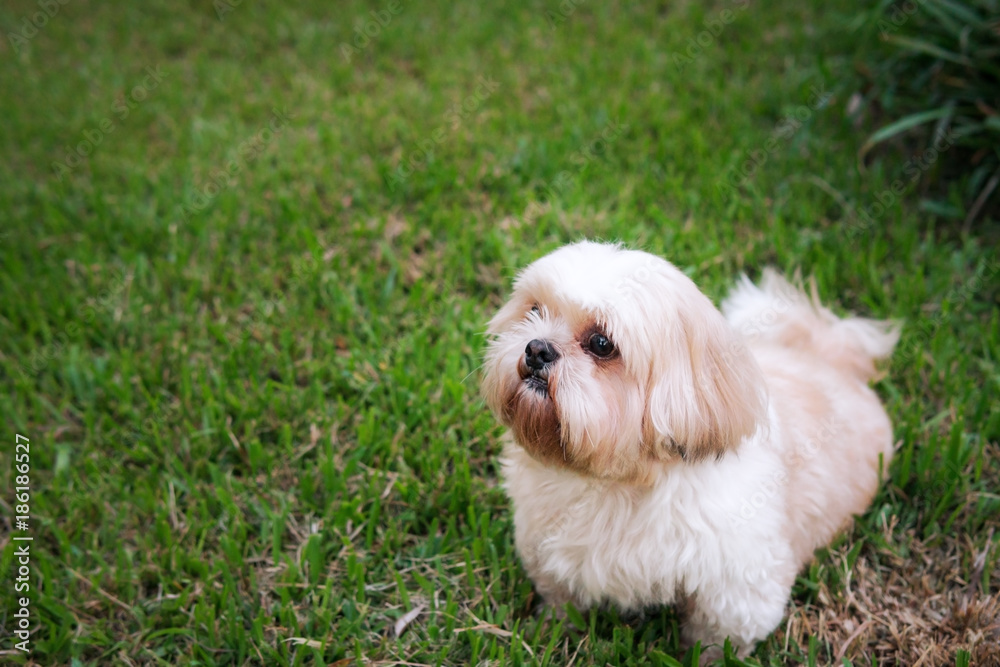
[1,0,998,665]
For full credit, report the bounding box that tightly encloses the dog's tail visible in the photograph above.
[721,269,900,382]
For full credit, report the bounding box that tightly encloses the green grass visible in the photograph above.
[1,0,997,665]
[852,0,1000,226]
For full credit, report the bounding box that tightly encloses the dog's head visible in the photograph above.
[481,241,767,483]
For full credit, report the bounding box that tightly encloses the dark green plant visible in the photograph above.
[856,0,1000,226]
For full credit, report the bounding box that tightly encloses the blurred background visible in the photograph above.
[1,0,997,665]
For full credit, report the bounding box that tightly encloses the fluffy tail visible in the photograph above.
[720,269,900,382]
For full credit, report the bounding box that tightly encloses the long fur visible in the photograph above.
[722,269,900,382]
[482,242,898,658]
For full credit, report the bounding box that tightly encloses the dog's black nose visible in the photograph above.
[525,339,559,370]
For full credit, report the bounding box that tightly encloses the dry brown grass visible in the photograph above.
[785,515,999,665]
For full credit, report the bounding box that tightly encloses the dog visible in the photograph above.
[481,241,899,658]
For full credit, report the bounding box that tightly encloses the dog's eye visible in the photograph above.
[587,333,615,357]
[530,304,540,315]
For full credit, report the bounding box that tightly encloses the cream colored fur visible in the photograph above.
[481,241,899,658]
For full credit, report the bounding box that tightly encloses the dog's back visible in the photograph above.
[722,271,899,564]
[721,269,899,381]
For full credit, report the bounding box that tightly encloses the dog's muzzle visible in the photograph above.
[520,339,558,392]
[524,339,558,370]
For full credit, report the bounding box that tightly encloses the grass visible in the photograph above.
[0,0,997,665]
[852,0,1000,227]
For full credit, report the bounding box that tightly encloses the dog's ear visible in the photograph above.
[645,295,767,461]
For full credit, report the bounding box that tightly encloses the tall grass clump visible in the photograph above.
[854,0,1000,227]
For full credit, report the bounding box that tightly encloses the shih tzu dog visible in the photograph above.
[481,241,898,658]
